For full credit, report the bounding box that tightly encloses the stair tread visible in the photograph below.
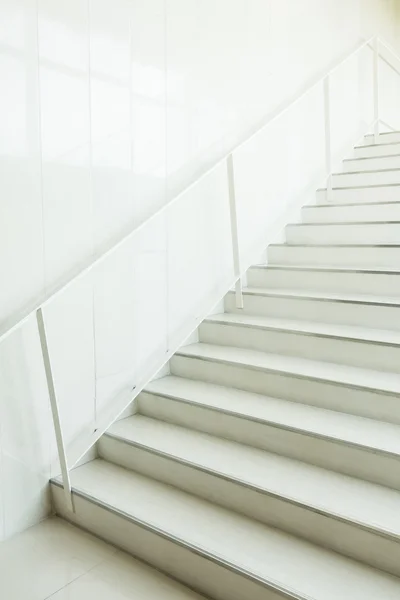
[252,263,400,273]
[334,167,400,175]
[345,154,400,161]
[239,285,400,305]
[269,242,400,247]
[175,342,400,399]
[288,220,400,226]
[145,375,400,456]
[304,199,400,208]
[62,460,400,600]
[205,311,400,345]
[107,414,400,537]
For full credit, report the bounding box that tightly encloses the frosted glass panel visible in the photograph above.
[167,162,233,346]
[233,86,325,263]
[43,277,96,450]
[380,55,400,131]
[329,47,372,165]
[92,212,168,414]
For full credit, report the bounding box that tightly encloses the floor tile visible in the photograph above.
[0,517,116,600]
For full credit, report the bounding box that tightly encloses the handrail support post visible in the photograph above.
[374,36,380,144]
[323,75,332,202]
[36,308,74,512]
[227,154,243,309]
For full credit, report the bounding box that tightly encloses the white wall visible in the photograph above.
[0,0,399,541]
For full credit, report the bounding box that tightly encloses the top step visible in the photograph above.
[362,132,400,146]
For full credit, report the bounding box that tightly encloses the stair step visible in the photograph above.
[170,343,400,426]
[363,131,400,145]
[141,375,400,489]
[267,243,400,268]
[51,459,400,600]
[332,168,400,187]
[200,312,400,372]
[343,154,400,172]
[302,200,400,223]
[100,414,400,576]
[354,140,400,158]
[225,286,400,331]
[247,263,400,295]
[316,184,400,204]
[286,221,400,245]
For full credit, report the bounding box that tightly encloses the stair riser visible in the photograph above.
[170,355,400,425]
[51,483,286,600]
[354,143,400,158]
[332,170,400,187]
[199,321,400,373]
[267,244,400,268]
[98,434,400,579]
[343,156,400,172]
[316,186,400,204]
[364,132,400,144]
[225,292,400,331]
[286,223,400,246]
[302,203,400,223]
[247,266,400,296]
[138,392,400,488]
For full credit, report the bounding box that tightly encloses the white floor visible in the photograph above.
[0,516,205,600]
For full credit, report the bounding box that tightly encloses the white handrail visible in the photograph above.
[0,35,378,346]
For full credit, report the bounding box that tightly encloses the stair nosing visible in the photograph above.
[287,220,400,226]
[50,477,310,600]
[226,287,400,307]
[355,140,400,149]
[317,182,400,191]
[203,316,400,348]
[102,430,400,544]
[364,131,400,135]
[268,243,400,248]
[250,264,400,275]
[344,154,400,162]
[142,386,400,458]
[174,348,400,399]
[333,167,400,175]
[304,200,400,208]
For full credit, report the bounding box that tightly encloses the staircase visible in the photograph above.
[51,131,400,599]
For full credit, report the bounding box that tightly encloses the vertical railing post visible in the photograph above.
[373,36,380,144]
[227,153,243,309]
[323,75,332,202]
[36,308,74,512]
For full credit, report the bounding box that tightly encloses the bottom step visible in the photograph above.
[52,460,400,600]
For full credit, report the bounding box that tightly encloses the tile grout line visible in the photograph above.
[42,545,118,599]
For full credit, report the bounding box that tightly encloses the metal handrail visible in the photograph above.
[4,34,400,511]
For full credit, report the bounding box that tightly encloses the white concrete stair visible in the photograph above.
[51,129,400,599]
[225,287,400,330]
[51,460,400,600]
[199,312,400,373]
[98,414,400,576]
[247,264,400,295]
[138,377,400,489]
[343,154,400,172]
[354,140,400,158]
[363,131,400,145]
[286,221,400,245]
[332,168,400,187]
[267,243,400,268]
[316,184,400,204]
[170,343,400,425]
[302,200,400,223]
